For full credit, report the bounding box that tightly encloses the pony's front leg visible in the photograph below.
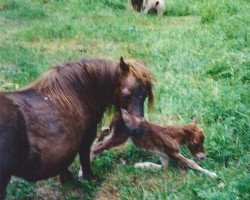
[78,128,97,180]
[59,168,74,184]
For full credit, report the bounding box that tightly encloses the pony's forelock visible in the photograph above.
[125,59,154,109]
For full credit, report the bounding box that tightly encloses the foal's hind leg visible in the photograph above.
[0,173,11,200]
[92,128,129,157]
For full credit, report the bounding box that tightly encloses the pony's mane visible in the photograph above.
[125,59,154,109]
[28,59,117,115]
[27,58,154,116]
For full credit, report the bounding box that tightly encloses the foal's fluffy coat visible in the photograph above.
[88,110,218,178]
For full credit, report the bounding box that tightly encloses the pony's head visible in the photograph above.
[115,57,154,118]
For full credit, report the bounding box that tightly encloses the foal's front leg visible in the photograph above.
[172,153,218,178]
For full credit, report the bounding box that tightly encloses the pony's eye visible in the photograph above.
[122,93,130,99]
[121,89,131,99]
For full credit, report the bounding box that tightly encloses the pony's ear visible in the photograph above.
[120,57,129,73]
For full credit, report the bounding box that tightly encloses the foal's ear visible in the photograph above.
[137,60,147,66]
[121,109,135,127]
[192,115,198,126]
[120,57,129,73]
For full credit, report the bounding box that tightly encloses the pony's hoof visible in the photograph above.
[78,168,83,179]
[59,176,81,188]
[79,172,97,181]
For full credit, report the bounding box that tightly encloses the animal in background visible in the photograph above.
[142,0,165,15]
[90,110,218,178]
[129,0,165,15]
[129,0,144,12]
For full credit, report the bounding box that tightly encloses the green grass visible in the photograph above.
[0,0,249,199]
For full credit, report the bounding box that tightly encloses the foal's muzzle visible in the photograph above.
[196,152,206,161]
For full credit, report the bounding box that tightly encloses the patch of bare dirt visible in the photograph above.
[34,182,64,200]
[93,178,120,200]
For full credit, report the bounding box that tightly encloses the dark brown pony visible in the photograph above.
[0,57,153,199]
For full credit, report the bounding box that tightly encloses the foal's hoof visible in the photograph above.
[208,172,218,179]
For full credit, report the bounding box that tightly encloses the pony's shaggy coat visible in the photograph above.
[0,57,153,200]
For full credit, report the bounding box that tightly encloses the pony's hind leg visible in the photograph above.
[0,97,29,199]
[0,172,11,200]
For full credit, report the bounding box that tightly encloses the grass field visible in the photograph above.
[0,0,249,199]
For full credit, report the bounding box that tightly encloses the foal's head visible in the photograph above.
[184,117,206,160]
[116,57,154,118]
[121,109,145,136]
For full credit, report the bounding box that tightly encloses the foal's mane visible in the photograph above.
[28,58,154,115]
